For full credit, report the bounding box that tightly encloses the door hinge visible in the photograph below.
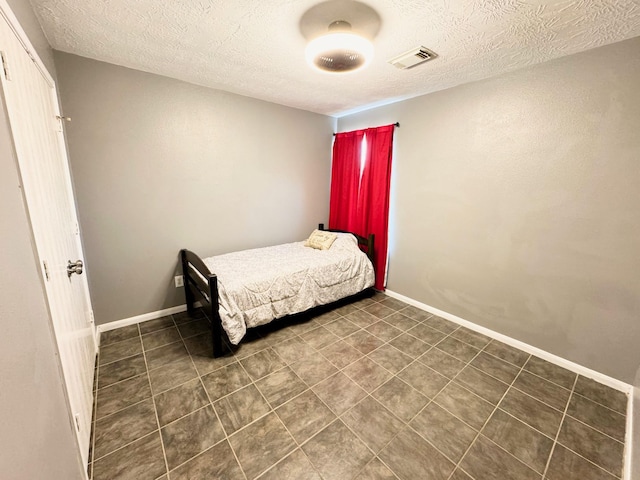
[87,310,95,325]
[55,115,71,133]
[74,413,81,432]
[0,51,10,81]
[43,260,49,281]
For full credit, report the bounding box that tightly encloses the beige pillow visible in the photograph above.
[304,229,338,250]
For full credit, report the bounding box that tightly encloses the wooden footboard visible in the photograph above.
[180,249,225,357]
[180,225,375,358]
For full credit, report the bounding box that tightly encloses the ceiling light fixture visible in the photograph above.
[305,21,373,73]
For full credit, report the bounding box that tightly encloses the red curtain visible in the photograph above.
[329,124,395,291]
[328,130,364,233]
[359,125,395,290]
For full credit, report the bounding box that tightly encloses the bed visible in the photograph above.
[180,224,375,357]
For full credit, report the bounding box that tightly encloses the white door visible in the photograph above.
[0,9,96,467]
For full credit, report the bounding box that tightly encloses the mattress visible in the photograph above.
[203,233,374,345]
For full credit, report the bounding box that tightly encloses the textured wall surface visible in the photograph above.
[30,0,640,115]
[338,37,640,383]
[54,52,335,325]
[0,2,84,477]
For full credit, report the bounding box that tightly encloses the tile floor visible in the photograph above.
[89,292,629,480]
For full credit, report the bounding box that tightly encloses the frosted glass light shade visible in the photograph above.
[305,32,373,73]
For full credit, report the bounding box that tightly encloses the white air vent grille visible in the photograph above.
[388,47,438,70]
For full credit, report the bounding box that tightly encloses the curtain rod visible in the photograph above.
[333,122,400,136]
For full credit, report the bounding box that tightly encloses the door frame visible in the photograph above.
[0,0,96,473]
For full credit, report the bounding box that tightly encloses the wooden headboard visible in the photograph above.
[318,223,375,265]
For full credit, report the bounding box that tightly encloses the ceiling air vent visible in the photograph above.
[388,46,438,69]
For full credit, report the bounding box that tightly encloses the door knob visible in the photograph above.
[67,260,83,277]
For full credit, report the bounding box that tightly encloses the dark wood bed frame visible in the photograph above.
[180,224,374,357]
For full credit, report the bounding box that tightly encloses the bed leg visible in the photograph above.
[186,293,196,315]
[211,317,223,358]
[208,275,224,358]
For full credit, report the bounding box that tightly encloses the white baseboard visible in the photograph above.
[96,303,203,346]
[386,289,637,479]
[385,289,632,394]
[97,290,636,478]
[624,389,634,480]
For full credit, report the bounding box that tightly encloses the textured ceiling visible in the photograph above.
[31,0,640,117]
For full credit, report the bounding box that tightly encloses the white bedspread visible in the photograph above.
[203,233,374,345]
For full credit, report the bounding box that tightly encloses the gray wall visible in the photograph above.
[54,52,335,325]
[0,1,84,478]
[338,37,640,383]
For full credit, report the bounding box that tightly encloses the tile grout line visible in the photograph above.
[91,430,165,469]
[93,377,158,421]
[249,303,406,478]
[252,448,323,480]
[154,332,237,475]
[89,352,99,479]
[568,387,629,416]
[334,310,482,477]
[100,326,197,370]
[515,366,574,388]
[97,350,141,369]
[499,375,627,442]
[98,325,140,348]
[90,399,154,462]
[95,298,629,480]
[406,339,494,477]
[92,336,152,462]
[224,337,305,479]
[93,299,386,477]
[494,407,559,442]
[97,333,145,367]
[505,382,570,415]
[353,457,402,480]
[95,370,149,394]
[176,314,249,480]
[541,374,579,479]
[252,324,387,480]
[445,350,533,480]
[334,318,471,478]
[548,436,625,479]
[97,336,210,423]
[306,396,390,478]
[564,415,627,444]
[251,341,381,479]
[92,328,168,462]
[541,376,625,479]
[165,438,240,480]
[139,321,171,479]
